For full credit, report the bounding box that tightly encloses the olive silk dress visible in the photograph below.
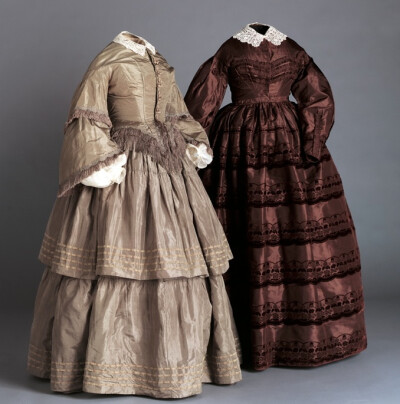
[184,23,367,371]
[27,31,242,398]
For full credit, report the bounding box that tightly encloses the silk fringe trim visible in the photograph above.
[58,113,211,197]
[57,150,123,198]
[111,116,205,173]
[64,108,113,130]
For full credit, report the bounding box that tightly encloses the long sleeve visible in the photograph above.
[57,65,123,197]
[184,56,228,136]
[166,79,213,158]
[291,52,335,163]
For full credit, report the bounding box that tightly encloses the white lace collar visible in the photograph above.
[113,31,156,56]
[233,23,287,47]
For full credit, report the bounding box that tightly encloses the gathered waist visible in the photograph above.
[232,95,290,105]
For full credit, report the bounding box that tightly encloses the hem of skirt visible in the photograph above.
[82,382,203,398]
[38,261,231,281]
[27,365,50,380]
[27,344,242,397]
[250,336,367,371]
[26,373,242,398]
[38,238,233,280]
[27,363,241,398]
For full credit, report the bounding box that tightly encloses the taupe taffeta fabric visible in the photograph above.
[57,31,212,198]
[40,150,231,281]
[28,268,241,397]
[27,31,242,398]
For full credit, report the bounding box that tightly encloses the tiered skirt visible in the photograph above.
[27,150,242,398]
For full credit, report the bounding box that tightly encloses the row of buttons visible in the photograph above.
[148,52,163,115]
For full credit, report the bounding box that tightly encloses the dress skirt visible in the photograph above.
[27,149,242,398]
[199,100,367,370]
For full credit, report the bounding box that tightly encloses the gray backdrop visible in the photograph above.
[0,0,398,309]
[1,1,400,403]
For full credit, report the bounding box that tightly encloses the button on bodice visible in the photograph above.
[106,45,176,134]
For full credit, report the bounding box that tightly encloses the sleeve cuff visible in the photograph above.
[81,153,127,188]
[186,143,213,168]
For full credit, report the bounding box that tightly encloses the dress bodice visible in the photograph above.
[106,44,175,130]
[70,32,181,136]
[228,53,298,104]
[57,31,210,197]
[184,23,335,166]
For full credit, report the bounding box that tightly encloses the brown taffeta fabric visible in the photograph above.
[184,23,367,370]
[27,31,241,398]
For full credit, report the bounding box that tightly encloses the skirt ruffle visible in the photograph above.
[27,267,242,398]
[38,150,232,280]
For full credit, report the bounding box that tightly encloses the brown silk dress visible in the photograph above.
[27,31,242,398]
[184,23,367,370]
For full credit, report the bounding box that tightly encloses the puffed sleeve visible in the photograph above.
[184,55,228,136]
[291,51,335,163]
[57,65,123,197]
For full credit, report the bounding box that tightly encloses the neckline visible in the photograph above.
[233,22,287,47]
[112,31,156,56]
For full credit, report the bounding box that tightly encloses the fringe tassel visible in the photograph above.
[110,121,188,173]
[57,150,123,198]
[58,114,211,197]
[64,108,112,130]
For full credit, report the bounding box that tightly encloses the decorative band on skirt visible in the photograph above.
[27,267,242,398]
